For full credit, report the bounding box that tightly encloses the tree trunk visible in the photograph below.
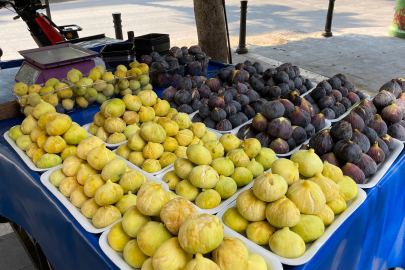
[193,0,228,63]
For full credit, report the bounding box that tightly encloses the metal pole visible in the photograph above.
[44,0,52,20]
[112,13,123,40]
[222,0,232,64]
[127,31,134,42]
[236,0,248,54]
[322,0,335,37]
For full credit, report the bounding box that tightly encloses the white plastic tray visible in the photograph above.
[99,222,284,270]
[83,123,127,149]
[4,131,50,172]
[155,169,254,215]
[40,157,170,234]
[217,186,367,265]
[357,138,404,189]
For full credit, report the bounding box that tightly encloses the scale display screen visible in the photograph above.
[15,64,41,86]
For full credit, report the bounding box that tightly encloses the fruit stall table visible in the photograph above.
[0,106,405,270]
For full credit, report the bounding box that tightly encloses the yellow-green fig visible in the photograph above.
[122,94,142,112]
[62,155,84,176]
[201,130,218,144]
[137,221,173,256]
[226,148,250,167]
[153,98,171,116]
[211,157,234,177]
[316,204,335,226]
[269,227,306,259]
[204,140,225,160]
[195,189,221,209]
[271,158,300,185]
[84,174,105,197]
[253,172,288,202]
[254,148,277,170]
[26,143,39,158]
[77,163,99,185]
[157,117,179,137]
[108,221,131,252]
[122,205,151,237]
[102,98,126,118]
[152,237,193,270]
[266,196,300,228]
[94,112,106,126]
[21,115,38,135]
[247,158,264,178]
[36,153,62,169]
[92,205,121,229]
[184,253,221,270]
[49,168,66,187]
[16,135,33,151]
[219,134,240,153]
[143,142,164,159]
[159,152,177,168]
[70,186,89,208]
[116,143,132,160]
[171,113,191,130]
[187,141,213,165]
[179,213,224,254]
[107,132,126,144]
[141,258,153,270]
[37,112,57,130]
[116,191,138,215]
[291,214,325,243]
[137,90,157,106]
[96,126,110,142]
[174,146,187,158]
[174,158,195,179]
[81,198,101,218]
[245,254,267,270]
[32,101,56,119]
[215,176,237,199]
[43,136,66,154]
[189,165,219,189]
[46,115,72,136]
[160,197,198,235]
[32,148,46,165]
[286,180,326,215]
[190,123,207,139]
[175,180,200,201]
[29,126,45,143]
[104,117,126,134]
[119,170,146,193]
[101,159,127,182]
[87,144,116,170]
[9,125,24,141]
[128,151,146,167]
[175,129,193,146]
[137,182,169,216]
[290,149,323,178]
[231,167,253,187]
[246,221,276,245]
[59,176,79,197]
[95,180,124,205]
[212,237,249,270]
[76,136,104,160]
[128,130,147,151]
[326,194,347,215]
[138,106,156,123]
[236,190,267,222]
[162,137,178,152]
[336,176,357,202]
[242,138,261,158]
[142,159,162,173]
[322,161,343,182]
[123,111,140,125]
[124,124,140,139]
[308,173,339,202]
[36,134,49,149]
[222,207,249,233]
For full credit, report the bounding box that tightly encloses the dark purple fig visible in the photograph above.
[269,138,290,154]
[335,74,347,85]
[317,81,333,93]
[250,102,262,114]
[286,137,296,150]
[331,105,342,118]
[351,129,370,153]
[287,80,295,91]
[262,101,285,120]
[235,94,250,107]
[189,45,202,54]
[219,67,233,81]
[395,94,405,118]
[211,107,227,121]
[162,86,177,101]
[179,54,194,65]
[200,98,209,106]
[228,112,249,128]
[353,105,373,126]
[267,117,293,140]
[226,87,238,99]
[354,90,365,100]
[321,108,335,120]
[237,124,257,140]
[224,103,237,117]
[304,124,315,138]
[363,126,379,144]
[318,96,335,109]
[177,77,192,91]
[311,87,326,101]
[327,76,342,90]
[344,111,365,132]
[290,107,310,127]
[338,86,349,97]
[305,94,316,105]
[233,82,248,94]
[344,81,355,92]
[311,114,326,132]
[378,137,389,156]
[244,60,253,67]
[371,114,387,137]
[278,83,290,96]
[203,117,217,129]
[277,99,294,119]
[336,102,346,114]
[219,90,233,104]
[285,66,296,79]
[293,77,303,89]
[396,78,405,91]
[347,92,360,105]
[235,63,245,70]
[300,98,315,117]
[381,103,403,124]
[246,65,257,76]
[178,104,193,114]
[208,96,225,108]
[267,86,281,98]
[246,89,260,103]
[249,77,265,92]
[253,62,264,74]
[399,120,405,128]
[300,144,310,150]
[275,71,290,84]
[166,56,180,69]
[379,79,402,98]
[321,153,340,167]
[299,85,308,95]
[198,84,211,99]
[342,163,365,184]
[252,113,268,132]
[180,46,188,55]
[206,78,221,92]
[331,90,343,102]
[387,123,405,141]
[366,143,385,165]
[341,97,352,110]
[199,104,212,118]
[242,105,256,119]
[283,90,302,107]
[255,132,273,147]
[190,89,200,101]
[174,89,192,105]
[373,90,396,108]
[333,139,363,164]
[331,120,353,141]
[292,126,307,145]
[382,134,395,152]
[357,154,377,178]
[257,98,268,107]
[309,130,335,156]
[266,78,276,88]
[169,102,178,109]
[140,55,153,65]
[230,100,242,112]
[192,113,204,123]
[360,99,377,114]
[190,100,202,112]
[293,66,301,77]
[263,68,277,80]
[312,104,321,115]
[304,79,313,91]
[217,119,233,131]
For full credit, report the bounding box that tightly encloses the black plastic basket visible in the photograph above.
[101,43,136,70]
[134,33,170,60]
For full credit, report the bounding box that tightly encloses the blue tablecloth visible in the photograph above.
[1,109,405,270]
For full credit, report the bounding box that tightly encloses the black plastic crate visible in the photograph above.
[100,43,136,70]
[134,33,170,61]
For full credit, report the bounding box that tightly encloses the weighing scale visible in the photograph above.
[15,43,98,85]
